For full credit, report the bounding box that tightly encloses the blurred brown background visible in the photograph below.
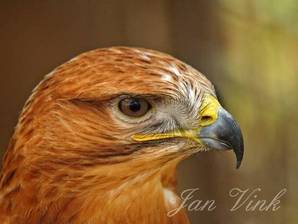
[0,1,297,223]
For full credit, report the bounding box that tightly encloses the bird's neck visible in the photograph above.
[0,154,189,224]
[75,169,172,223]
[71,159,188,224]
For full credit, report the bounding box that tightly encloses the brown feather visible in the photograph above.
[0,47,214,223]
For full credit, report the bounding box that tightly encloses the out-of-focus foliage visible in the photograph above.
[220,0,298,31]
[214,1,298,223]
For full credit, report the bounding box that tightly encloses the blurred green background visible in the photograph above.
[0,1,297,223]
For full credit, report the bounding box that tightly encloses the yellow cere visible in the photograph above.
[198,94,221,127]
[131,93,221,143]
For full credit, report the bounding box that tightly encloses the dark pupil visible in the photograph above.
[129,99,141,112]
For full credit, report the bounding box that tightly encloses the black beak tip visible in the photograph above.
[199,107,244,169]
[234,133,244,169]
[236,159,242,169]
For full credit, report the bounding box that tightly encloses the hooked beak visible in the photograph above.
[132,93,244,169]
[199,107,244,168]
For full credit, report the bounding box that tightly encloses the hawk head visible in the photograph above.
[0,47,243,223]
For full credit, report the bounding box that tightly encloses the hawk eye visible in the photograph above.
[119,98,151,117]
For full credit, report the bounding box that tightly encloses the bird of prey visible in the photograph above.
[0,47,243,224]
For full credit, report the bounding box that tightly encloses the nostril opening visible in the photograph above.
[201,115,213,122]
